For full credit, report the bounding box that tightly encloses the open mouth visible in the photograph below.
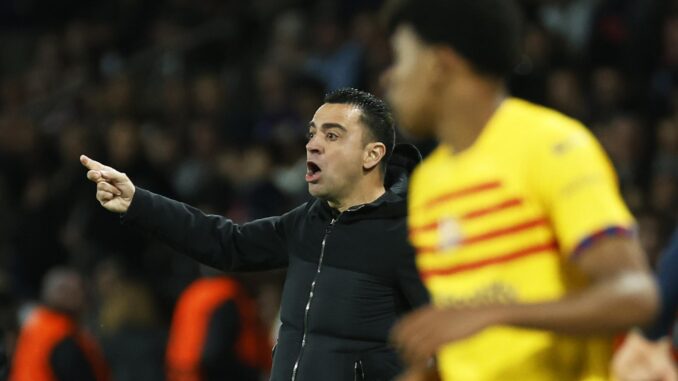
[305,161,322,183]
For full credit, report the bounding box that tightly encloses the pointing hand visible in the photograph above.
[80,155,135,213]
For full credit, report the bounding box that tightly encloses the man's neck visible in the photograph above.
[44,304,79,320]
[327,184,386,212]
[435,78,507,153]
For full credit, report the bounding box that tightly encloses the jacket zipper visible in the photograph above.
[354,360,365,381]
[290,215,339,381]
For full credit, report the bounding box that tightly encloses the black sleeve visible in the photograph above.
[50,337,98,381]
[643,229,678,340]
[396,245,430,309]
[121,188,291,272]
[200,300,261,381]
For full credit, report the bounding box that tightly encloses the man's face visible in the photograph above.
[306,103,370,201]
[50,272,85,316]
[383,25,439,138]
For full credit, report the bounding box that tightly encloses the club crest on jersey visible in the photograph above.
[438,217,461,252]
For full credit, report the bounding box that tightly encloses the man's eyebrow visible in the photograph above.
[308,121,347,131]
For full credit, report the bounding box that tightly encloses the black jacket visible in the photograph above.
[122,144,429,381]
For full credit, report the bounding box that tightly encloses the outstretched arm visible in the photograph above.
[81,155,290,271]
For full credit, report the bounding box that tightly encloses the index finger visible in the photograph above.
[80,155,106,171]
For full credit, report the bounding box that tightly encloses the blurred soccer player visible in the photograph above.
[382,0,659,380]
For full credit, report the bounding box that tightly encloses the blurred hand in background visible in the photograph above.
[612,330,677,381]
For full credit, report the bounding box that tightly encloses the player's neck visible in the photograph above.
[436,78,506,153]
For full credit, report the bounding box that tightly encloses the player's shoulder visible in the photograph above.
[501,98,599,154]
[408,146,450,206]
[411,145,449,181]
[505,98,589,138]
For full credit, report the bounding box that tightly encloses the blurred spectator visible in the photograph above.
[173,119,221,202]
[539,0,600,55]
[304,6,363,91]
[166,268,271,381]
[649,172,678,217]
[589,66,629,122]
[9,267,110,381]
[595,115,645,191]
[511,23,552,104]
[588,0,661,73]
[545,67,588,121]
[95,260,166,381]
[637,211,675,267]
[652,119,678,218]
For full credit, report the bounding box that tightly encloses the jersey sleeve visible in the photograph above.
[531,125,635,258]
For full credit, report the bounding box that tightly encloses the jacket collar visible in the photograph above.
[308,143,422,222]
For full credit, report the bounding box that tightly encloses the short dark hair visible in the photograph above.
[387,0,522,78]
[324,88,396,174]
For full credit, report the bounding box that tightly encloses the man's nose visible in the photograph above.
[306,136,322,154]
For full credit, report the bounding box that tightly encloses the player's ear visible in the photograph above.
[434,46,467,78]
[363,142,386,171]
[424,47,457,93]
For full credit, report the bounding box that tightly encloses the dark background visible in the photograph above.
[0,0,676,379]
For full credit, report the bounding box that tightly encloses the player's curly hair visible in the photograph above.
[386,0,523,79]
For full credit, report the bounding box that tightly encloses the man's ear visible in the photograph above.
[364,142,386,171]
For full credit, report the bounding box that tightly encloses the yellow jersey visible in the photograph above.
[408,98,635,381]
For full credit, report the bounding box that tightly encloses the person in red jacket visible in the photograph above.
[9,267,110,381]
[166,272,272,381]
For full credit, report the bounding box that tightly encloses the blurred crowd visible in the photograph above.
[0,0,676,379]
